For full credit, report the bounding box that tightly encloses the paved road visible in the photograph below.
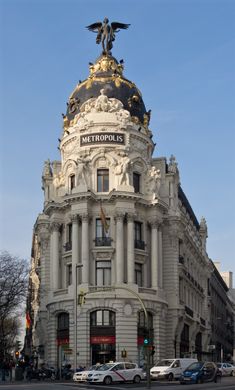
[0,377,235,390]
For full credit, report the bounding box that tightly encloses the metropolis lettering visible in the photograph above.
[80,133,125,146]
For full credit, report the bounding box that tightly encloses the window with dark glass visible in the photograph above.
[90,310,115,326]
[67,264,72,286]
[95,218,111,246]
[58,313,69,329]
[64,223,72,251]
[96,261,111,286]
[70,174,75,190]
[135,262,143,286]
[133,172,140,193]
[57,312,69,341]
[134,221,145,249]
[97,169,109,192]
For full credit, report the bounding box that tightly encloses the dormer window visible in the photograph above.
[97,169,109,192]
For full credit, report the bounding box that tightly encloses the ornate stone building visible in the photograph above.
[26,30,213,369]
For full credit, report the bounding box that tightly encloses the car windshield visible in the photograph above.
[155,360,174,367]
[88,365,97,370]
[97,363,114,371]
[186,362,203,371]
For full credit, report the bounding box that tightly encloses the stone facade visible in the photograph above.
[27,52,212,369]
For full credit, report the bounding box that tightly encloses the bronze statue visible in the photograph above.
[86,17,130,54]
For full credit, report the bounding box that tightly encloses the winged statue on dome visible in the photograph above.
[86,17,130,54]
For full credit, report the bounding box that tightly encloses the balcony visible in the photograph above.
[95,237,112,247]
[135,239,145,250]
[64,241,72,251]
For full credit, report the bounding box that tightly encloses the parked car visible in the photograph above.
[150,358,198,381]
[87,362,145,384]
[217,362,235,376]
[73,365,98,382]
[180,361,220,384]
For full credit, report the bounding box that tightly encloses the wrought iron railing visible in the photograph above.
[95,237,112,246]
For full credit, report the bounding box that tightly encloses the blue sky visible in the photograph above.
[0,0,235,282]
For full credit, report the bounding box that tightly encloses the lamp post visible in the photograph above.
[86,286,151,389]
[74,264,83,372]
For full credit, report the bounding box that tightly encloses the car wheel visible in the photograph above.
[168,373,174,381]
[133,375,141,384]
[103,376,112,385]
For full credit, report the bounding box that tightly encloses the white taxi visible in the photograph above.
[73,365,98,382]
[87,362,145,384]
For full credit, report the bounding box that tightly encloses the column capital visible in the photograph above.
[149,219,160,229]
[49,222,61,233]
[114,212,125,223]
[71,214,80,223]
[126,213,136,222]
[81,213,89,223]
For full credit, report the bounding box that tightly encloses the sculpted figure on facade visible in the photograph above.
[168,154,178,173]
[53,171,65,188]
[146,166,161,198]
[77,156,91,189]
[43,159,52,177]
[115,154,131,186]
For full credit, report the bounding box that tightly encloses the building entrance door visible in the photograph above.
[91,343,115,365]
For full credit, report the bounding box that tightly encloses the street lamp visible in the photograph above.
[74,264,83,371]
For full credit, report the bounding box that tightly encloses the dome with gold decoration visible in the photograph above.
[66,54,149,126]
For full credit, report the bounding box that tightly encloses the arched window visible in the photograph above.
[69,174,75,190]
[90,310,115,326]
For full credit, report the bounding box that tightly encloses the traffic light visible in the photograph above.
[143,338,149,345]
[151,345,155,355]
[78,291,86,305]
[15,351,20,359]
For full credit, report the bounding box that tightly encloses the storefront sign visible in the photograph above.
[57,338,69,346]
[80,133,125,146]
[90,336,115,344]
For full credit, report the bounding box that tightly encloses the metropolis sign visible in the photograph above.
[80,132,125,146]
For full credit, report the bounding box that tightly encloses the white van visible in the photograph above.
[150,358,198,381]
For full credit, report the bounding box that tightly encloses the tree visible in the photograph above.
[0,251,28,361]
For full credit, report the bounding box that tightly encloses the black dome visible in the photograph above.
[66,54,147,125]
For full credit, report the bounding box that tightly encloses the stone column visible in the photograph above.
[50,222,60,290]
[81,214,89,284]
[127,214,135,284]
[115,213,124,284]
[158,227,163,288]
[150,221,159,289]
[71,214,79,289]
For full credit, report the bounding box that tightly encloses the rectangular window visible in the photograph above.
[134,221,142,241]
[97,169,109,192]
[95,218,111,246]
[96,260,111,286]
[133,172,140,193]
[64,223,72,251]
[134,222,145,250]
[67,264,72,286]
[135,263,143,286]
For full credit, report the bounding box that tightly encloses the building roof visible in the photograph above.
[66,54,148,125]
